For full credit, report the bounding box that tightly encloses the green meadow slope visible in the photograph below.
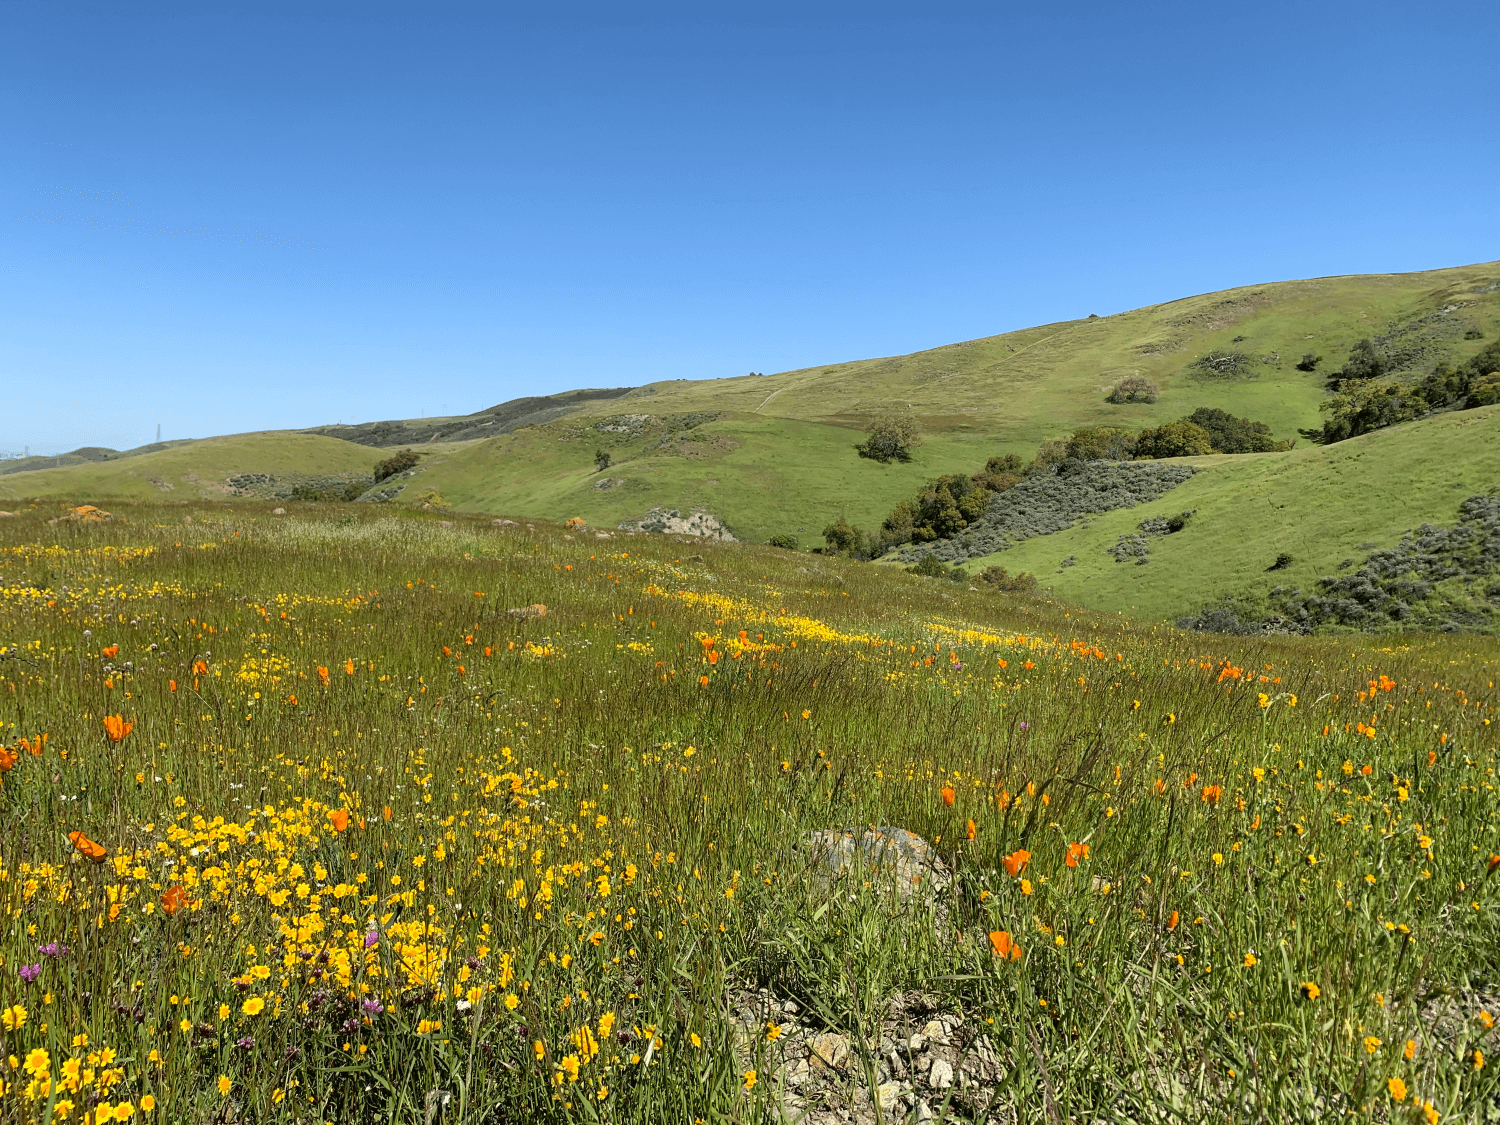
[5,260,1498,627]
[0,433,382,505]
[956,403,1500,623]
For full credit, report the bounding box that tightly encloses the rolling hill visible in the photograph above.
[4,259,1498,627]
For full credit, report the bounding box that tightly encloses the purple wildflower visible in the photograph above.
[364,930,379,948]
[19,963,42,983]
[236,1036,255,1050]
[361,999,384,1015]
[38,942,68,958]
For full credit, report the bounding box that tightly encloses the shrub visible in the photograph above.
[907,555,966,581]
[766,533,798,550]
[1064,427,1136,462]
[1464,328,1484,340]
[1105,375,1159,404]
[1467,372,1500,408]
[1183,408,1290,453]
[1300,382,1423,444]
[1133,421,1213,459]
[1268,552,1293,572]
[855,414,922,463]
[1329,338,1386,387]
[973,565,1038,592]
[1296,353,1322,372]
[594,449,612,471]
[971,454,1023,492]
[821,516,864,556]
[373,449,420,483]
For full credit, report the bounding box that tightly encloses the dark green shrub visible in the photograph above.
[766,533,798,550]
[373,449,421,483]
[341,482,367,502]
[1296,353,1322,372]
[1187,351,1252,379]
[907,555,966,581]
[1467,372,1500,408]
[1329,338,1386,386]
[822,516,864,555]
[1300,382,1423,444]
[1133,421,1213,459]
[973,565,1039,593]
[855,414,922,463]
[1183,408,1290,453]
[1064,427,1136,461]
[1268,552,1293,572]
[1464,328,1484,340]
[594,449,612,471]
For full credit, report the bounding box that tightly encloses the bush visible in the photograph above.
[594,449,612,471]
[1133,421,1213,459]
[906,555,967,581]
[973,565,1038,593]
[1183,408,1290,454]
[1300,382,1423,444]
[1064,427,1136,462]
[1296,353,1323,372]
[1466,372,1500,408]
[855,414,922,463]
[1268,552,1293,572]
[1105,375,1159,404]
[766,534,798,550]
[373,449,420,483]
[822,516,865,556]
[1329,338,1386,387]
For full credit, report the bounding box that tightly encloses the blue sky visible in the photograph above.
[3,1,1497,455]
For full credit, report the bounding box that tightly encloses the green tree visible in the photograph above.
[1133,421,1214,459]
[855,414,922,463]
[1183,408,1289,453]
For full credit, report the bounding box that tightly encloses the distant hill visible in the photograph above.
[4,259,1498,627]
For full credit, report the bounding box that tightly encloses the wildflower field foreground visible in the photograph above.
[2,503,1499,1124]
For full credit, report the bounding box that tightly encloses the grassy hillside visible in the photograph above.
[953,403,1500,622]
[0,432,384,505]
[400,260,1500,535]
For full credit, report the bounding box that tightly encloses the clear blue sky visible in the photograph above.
[3,1,1497,455]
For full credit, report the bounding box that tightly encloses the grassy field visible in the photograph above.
[0,435,386,506]
[2,500,1499,1122]
[956,404,1500,623]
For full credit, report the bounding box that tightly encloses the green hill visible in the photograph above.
[0,433,383,505]
[5,259,1498,627]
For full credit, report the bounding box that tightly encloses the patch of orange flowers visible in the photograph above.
[102,714,133,742]
[988,930,1023,961]
[940,787,955,807]
[1065,842,1090,868]
[68,830,107,863]
[1001,848,1031,877]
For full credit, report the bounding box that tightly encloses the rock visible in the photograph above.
[492,519,517,527]
[272,508,286,515]
[808,1031,850,1072]
[438,520,455,528]
[48,505,114,526]
[807,827,950,899]
[914,1100,934,1123]
[594,531,612,538]
[617,507,735,541]
[507,604,547,619]
[927,1058,954,1089]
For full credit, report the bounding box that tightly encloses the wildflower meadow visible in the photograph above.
[1,503,1498,1123]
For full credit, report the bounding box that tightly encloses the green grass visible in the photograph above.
[956,404,1500,623]
[0,433,392,505]
[2,500,1499,1121]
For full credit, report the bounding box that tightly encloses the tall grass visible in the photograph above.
[1,501,1497,1122]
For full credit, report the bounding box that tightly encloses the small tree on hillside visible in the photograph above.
[373,449,421,483]
[856,414,922,463]
[594,449,612,472]
[1133,421,1214,459]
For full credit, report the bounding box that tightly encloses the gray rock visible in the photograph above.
[928,1058,954,1089]
[617,506,736,541]
[807,827,950,899]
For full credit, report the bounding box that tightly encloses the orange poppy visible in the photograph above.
[988,931,1023,960]
[382,805,393,822]
[0,747,16,773]
[345,658,355,675]
[1488,855,1500,875]
[1065,842,1089,868]
[940,787,956,807]
[102,645,119,659]
[317,666,330,686]
[192,660,208,676]
[1200,785,1223,805]
[1001,848,1031,877]
[328,808,350,833]
[169,679,178,692]
[966,819,977,841]
[68,830,107,863]
[102,714,133,742]
[1167,909,1179,930]
[161,885,186,915]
